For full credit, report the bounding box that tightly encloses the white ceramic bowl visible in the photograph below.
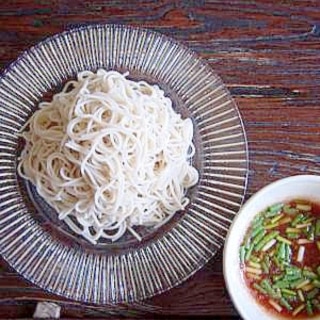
[223,175,320,320]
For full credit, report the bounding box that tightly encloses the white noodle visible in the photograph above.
[18,70,199,244]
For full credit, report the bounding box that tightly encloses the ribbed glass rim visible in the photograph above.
[0,24,249,304]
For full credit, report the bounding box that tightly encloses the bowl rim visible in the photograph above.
[223,174,320,320]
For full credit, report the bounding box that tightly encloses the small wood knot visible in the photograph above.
[311,25,320,37]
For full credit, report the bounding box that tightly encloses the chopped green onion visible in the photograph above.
[262,239,277,251]
[306,300,313,316]
[281,288,296,296]
[248,261,261,269]
[287,232,299,239]
[278,217,292,226]
[245,243,254,261]
[264,222,280,229]
[313,279,320,288]
[271,213,284,224]
[250,256,261,263]
[291,278,309,289]
[269,299,283,312]
[251,224,264,238]
[280,296,293,311]
[302,269,318,280]
[255,231,280,251]
[261,279,280,298]
[306,288,319,300]
[273,274,284,282]
[297,246,305,263]
[239,245,246,263]
[246,266,262,275]
[274,280,291,289]
[297,289,305,302]
[296,204,311,211]
[291,213,305,227]
[315,219,320,237]
[292,304,305,316]
[253,283,268,295]
[285,266,302,277]
[286,227,301,234]
[312,299,320,311]
[265,203,284,217]
[283,205,297,214]
[252,229,267,246]
[296,222,312,228]
[276,235,292,245]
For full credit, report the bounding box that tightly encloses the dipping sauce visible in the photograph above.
[240,200,320,318]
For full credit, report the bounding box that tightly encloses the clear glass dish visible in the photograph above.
[0,24,248,304]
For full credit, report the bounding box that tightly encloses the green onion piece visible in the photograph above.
[307,225,315,241]
[250,255,261,263]
[316,241,320,252]
[251,224,264,238]
[281,288,296,296]
[287,232,299,239]
[296,204,312,211]
[252,230,267,246]
[265,203,284,217]
[271,213,284,224]
[273,256,283,270]
[283,274,302,282]
[317,266,320,276]
[253,283,268,295]
[312,299,320,311]
[245,243,254,261]
[291,213,305,227]
[261,261,268,274]
[286,266,302,277]
[306,288,319,300]
[274,280,291,289]
[312,279,320,288]
[262,255,270,273]
[306,300,313,316]
[278,217,292,226]
[244,233,251,249]
[261,279,280,298]
[273,274,284,282]
[255,231,280,251]
[286,227,301,234]
[248,261,261,269]
[291,278,309,289]
[277,242,286,261]
[296,279,310,289]
[292,304,305,316]
[280,296,293,311]
[284,243,291,263]
[298,289,305,302]
[302,269,318,280]
[316,219,320,237]
[276,235,292,245]
[252,214,263,227]
[283,205,297,214]
[239,245,246,263]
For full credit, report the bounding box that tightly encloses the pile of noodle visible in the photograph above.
[18,70,199,244]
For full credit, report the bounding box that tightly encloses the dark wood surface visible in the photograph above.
[1,1,320,318]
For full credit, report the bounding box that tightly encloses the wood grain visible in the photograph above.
[1,0,320,318]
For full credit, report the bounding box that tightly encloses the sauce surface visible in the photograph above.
[240,200,320,318]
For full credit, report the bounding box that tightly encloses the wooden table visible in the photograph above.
[1,1,320,318]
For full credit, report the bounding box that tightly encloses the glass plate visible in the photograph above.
[0,24,248,304]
